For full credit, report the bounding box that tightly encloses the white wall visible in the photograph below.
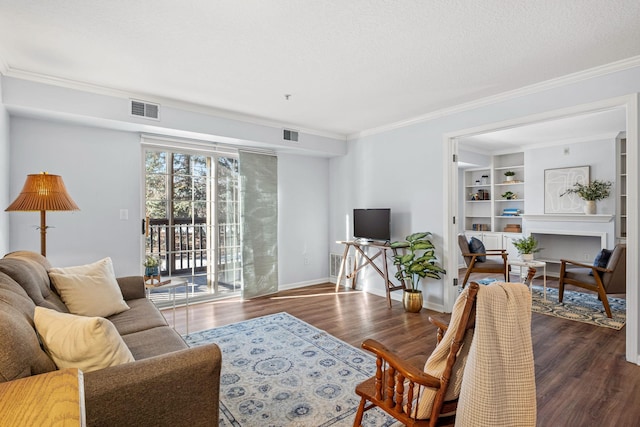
[9,118,141,275]
[0,78,9,255]
[525,137,616,215]
[8,117,331,287]
[278,153,330,287]
[330,64,640,311]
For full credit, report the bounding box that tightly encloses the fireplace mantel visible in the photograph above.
[522,214,614,223]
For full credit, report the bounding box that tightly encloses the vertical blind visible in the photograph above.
[239,151,278,298]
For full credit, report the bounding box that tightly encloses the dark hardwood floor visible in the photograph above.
[165,276,640,427]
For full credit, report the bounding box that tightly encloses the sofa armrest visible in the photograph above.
[83,343,221,427]
[116,276,146,300]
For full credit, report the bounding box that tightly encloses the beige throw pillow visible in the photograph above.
[49,257,129,317]
[34,306,135,373]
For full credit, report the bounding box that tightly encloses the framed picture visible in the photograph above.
[544,166,590,214]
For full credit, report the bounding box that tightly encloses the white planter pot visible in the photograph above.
[521,253,534,261]
[506,176,514,182]
[584,200,596,215]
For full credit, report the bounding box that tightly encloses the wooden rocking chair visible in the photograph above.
[353,283,479,427]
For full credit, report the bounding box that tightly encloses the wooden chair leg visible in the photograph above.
[353,397,366,426]
[558,264,566,303]
[594,279,613,318]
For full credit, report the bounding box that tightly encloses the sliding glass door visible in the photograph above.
[144,148,241,303]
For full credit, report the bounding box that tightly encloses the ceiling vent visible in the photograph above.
[283,129,299,142]
[130,100,160,120]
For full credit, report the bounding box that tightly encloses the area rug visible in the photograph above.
[184,312,398,426]
[530,285,626,330]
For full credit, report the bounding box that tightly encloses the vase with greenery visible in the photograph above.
[143,255,159,276]
[391,232,446,312]
[512,235,541,261]
[561,179,612,214]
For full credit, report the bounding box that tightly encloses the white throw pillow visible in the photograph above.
[34,306,135,373]
[49,257,130,317]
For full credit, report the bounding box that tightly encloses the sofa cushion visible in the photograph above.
[107,298,168,336]
[121,326,188,360]
[0,256,67,312]
[34,307,135,373]
[0,283,57,382]
[49,257,129,317]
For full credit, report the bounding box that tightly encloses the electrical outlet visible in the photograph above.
[304,257,309,265]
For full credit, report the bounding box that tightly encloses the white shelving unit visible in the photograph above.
[463,152,525,255]
[616,132,627,243]
[463,152,524,234]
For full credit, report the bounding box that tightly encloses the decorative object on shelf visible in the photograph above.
[471,223,490,231]
[544,165,589,214]
[560,179,613,215]
[502,191,517,200]
[512,235,542,261]
[470,192,479,200]
[502,208,521,216]
[504,224,521,233]
[481,174,489,185]
[475,179,481,185]
[5,172,80,257]
[504,170,516,182]
[391,232,446,313]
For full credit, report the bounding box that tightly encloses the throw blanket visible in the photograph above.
[456,282,537,427]
[414,286,475,419]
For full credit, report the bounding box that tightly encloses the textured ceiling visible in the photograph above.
[0,0,639,137]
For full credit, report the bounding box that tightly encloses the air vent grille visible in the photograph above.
[329,253,351,278]
[130,100,160,120]
[283,129,299,142]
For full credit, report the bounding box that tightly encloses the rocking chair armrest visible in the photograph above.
[428,316,449,332]
[361,339,441,389]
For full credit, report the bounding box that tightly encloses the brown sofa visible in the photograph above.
[0,251,221,427]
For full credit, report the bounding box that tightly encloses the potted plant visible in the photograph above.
[391,232,446,312]
[143,255,160,276]
[561,179,613,214]
[512,235,541,261]
[502,191,516,200]
[504,170,516,182]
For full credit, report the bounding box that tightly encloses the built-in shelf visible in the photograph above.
[523,214,614,223]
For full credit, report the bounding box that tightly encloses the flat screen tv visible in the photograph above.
[353,208,391,242]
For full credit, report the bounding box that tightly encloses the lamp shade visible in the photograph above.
[6,173,79,212]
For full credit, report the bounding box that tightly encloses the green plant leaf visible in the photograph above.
[407,232,430,242]
[411,240,435,251]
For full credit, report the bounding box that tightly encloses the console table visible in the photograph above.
[335,240,406,307]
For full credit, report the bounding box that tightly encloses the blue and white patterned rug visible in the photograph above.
[184,312,398,426]
[530,285,626,330]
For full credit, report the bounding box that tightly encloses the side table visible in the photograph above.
[508,259,547,300]
[0,368,85,426]
[145,278,189,334]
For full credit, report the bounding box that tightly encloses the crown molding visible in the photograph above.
[2,67,347,141]
[348,55,640,140]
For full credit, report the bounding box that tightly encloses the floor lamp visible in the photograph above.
[5,172,79,257]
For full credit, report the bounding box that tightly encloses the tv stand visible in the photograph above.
[335,240,406,307]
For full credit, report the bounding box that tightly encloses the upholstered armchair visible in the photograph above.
[558,244,626,318]
[457,234,509,288]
